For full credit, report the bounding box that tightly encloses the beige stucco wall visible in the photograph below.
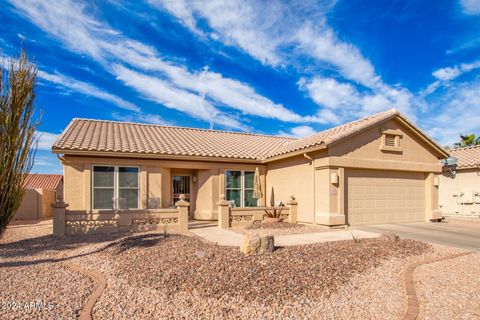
[266,118,443,225]
[266,151,325,223]
[40,189,56,219]
[61,155,266,220]
[439,168,480,216]
[14,189,41,220]
[328,119,441,167]
[60,118,444,225]
[14,188,57,220]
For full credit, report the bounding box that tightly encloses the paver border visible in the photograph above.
[58,247,108,320]
[402,252,473,320]
[69,263,107,320]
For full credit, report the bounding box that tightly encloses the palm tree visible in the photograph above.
[453,134,480,148]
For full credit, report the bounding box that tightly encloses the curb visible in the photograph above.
[402,252,473,320]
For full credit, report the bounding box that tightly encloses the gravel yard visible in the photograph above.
[1,221,476,319]
[415,252,480,320]
[72,232,441,319]
[0,220,121,320]
[232,221,335,236]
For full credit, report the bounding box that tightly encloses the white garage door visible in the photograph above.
[347,170,425,225]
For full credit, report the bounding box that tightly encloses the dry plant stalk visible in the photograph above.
[0,50,41,237]
[264,206,284,218]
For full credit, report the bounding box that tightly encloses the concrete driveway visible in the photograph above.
[355,222,480,251]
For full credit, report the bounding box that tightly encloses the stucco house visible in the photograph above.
[51,108,447,233]
[15,174,63,220]
[439,145,480,216]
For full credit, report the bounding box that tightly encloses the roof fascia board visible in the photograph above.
[262,144,327,163]
[52,149,262,164]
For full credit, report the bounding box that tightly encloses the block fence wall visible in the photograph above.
[53,195,189,236]
[217,194,298,228]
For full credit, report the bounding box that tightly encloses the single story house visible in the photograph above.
[439,145,480,216]
[14,174,63,220]
[52,109,447,228]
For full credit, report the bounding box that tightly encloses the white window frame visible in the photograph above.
[225,170,256,207]
[92,165,140,210]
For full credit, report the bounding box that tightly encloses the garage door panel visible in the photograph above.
[347,170,425,226]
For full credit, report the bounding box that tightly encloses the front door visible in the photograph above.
[172,175,191,206]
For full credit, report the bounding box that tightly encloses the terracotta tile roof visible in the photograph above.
[24,174,63,190]
[53,109,447,161]
[448,145,480,169]
[52,119,295,160]
[265,109,399,158]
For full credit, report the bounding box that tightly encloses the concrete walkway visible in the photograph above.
[189,226,379,247]
[190,227,244,246]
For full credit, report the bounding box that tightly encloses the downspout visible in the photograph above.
[303,153,313,162]
[303,153,315,224]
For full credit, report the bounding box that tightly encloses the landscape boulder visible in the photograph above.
[240,234,274,255]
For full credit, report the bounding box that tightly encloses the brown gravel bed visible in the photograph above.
[0,221,124,320]
[2,221,473,319]
[415,252,480,319]
[66,233,442,319]
[232,222,333,236]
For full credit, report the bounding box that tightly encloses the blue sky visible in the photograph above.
[1,0,480,173]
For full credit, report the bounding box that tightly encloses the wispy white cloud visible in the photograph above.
[112,64,246,130]
[460,0,480,15]
[32,154,62,173]
[298,76,416,123]
[424,79,480,146]
[421,60,480,97]
[111,112,170,126]
[278,125,317,138]
[152,0,380,88]
[38,71,139,111]
[432,60,480,81]
[151,0,417,126]
[295,23,380,88]
[36,131,58,150]
[10,0,313,129]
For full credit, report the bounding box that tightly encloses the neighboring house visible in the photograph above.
[15,174,63,220]
[52,109,447,227]
[439,145,480,216]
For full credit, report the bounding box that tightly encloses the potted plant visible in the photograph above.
[263,206,284,223]
[263,187,284,223]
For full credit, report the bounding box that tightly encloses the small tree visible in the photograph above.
[0,51,40,238]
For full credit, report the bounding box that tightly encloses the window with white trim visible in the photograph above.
[92,166,139,210]
[225,170,256,207]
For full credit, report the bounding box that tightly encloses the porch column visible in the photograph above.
[176,194,189,233]
[217,194,230,229]
[286,195,298,224]
[426,173,442,221]
[52,198,68,236]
